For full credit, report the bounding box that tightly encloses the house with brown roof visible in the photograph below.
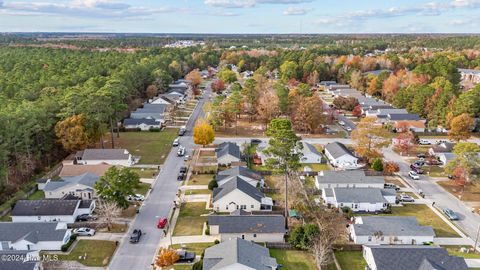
[59,163,112,177]
[394,120,426,133]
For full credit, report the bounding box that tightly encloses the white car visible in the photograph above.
[338,121,345,126]
[399,194,415,202]
[408,171,420,180]
[346,127,352,132]
[73,227,96,236]
[127,194,145,201]
[172,138,180,147]
[177,146,185,157]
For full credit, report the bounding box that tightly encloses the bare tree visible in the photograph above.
[96,200,121,231]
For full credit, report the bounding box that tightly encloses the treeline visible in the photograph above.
[0,46,220,202]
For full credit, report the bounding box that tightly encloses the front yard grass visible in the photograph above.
[269,249,317,270]
[424,165,446,177]
[438,181,480,202]
[188,174,214,185]
[376,204,459,237]
[170,242,215,254]
[301,163,330,172]
[131,168,158,178]
[442,245,480,259]
[115,129,178,164]
[184,189,211,195]
[384,176,406,188]
[134,182,151,196]
[27,190,45,200]
[335,251,367,270]
[173,202,209,236]
[56,240,116,267]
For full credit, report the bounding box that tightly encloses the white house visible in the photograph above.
[299,142,323,164]
[212,178,272,213]
[75,148,135,167]
[321,187,396,212]
[11,199,95,223]
[216,142,241,166]
[0,222,71,251]
[363,245,468,270]
[42,172,99,199]
[123,118,162,131]
[208,210,285,242]
[215,166,263,187]
[438,153,456,167]
[203,238,279,270]
[350,216,435,245]
[315,170,385,190]
[324,142,360,170]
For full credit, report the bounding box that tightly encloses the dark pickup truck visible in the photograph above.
[176,249,196,263]
[129,229,142,243]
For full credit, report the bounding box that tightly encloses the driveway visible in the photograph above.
[382,147,480,245]
[108,86,211,270]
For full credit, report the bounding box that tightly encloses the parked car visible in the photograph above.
[346,127,352,132]
[443,208,459,220]
[76,214,95,222]
[183,155,190,161]
[178,126,187,136]
[408,171,420,180]
[73,227,95,236]
[338,121,345,126]
[411,166,425,174]
[127,194,145,201]
[177,146,185,157]
[384,183,400,191]
[418,139,431,145]
[417,153,426,159]
[157,217,168,229]
[180,166,187,174]
[177,173,185,181]
[426,159,440,166]
[176,249,196,263]
[129,229,142,243]
[172,138,180,147]
[250,139,262,144]
[399,194,415,202]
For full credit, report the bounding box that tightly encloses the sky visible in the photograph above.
[1,0,480,33]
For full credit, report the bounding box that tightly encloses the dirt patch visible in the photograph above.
[438,180,480,202]
[385,176,406,188]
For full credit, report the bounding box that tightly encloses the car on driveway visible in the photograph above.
[73,227,95,236]
[129,229,142,243]
[384,183,400,191]
[172,138,180,147]
[411,166,425,174]
[127,194,145,201]
[418,139,431,145]
[177,173,185,181]
[76,214,95,222]
[157,217,168,229]
[443,208,459,220]
[176,249,196,263]
[417,153,426,159]
[250,139,262,144]
[408,171,420,180]
[346,126,352,132]
[338,121,345,126]
[398,194,415,202]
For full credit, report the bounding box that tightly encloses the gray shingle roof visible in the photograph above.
[387,113,422,121]
[0,222,68,243]
[12,200,80,216]
[123,118,161,126]
[213,178,264,203]
[377,108,409,116]
[365,245,468,270]
[44,172,99,192]
[316,170,385,185]
[331,188,392,203]
[354,216,435,237]
[203,238,278,270]
[302,142,322,156]
[217,166,262,180]
[208,213,285,234]
[139,103,167,113]
[324,142,354,159]
[78,149,130,161]
[216,142,241,159]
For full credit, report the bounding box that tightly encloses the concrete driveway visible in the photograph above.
[108,86,211,270]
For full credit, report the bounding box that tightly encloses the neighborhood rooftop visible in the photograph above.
[213,178,265,202]
[208,212,285,234]
[216,142,241,159]
[43,172,99,191]
[0,222,69,243]
[354,216,435,237]
[76,149,131,160]
[11,199,80,216]
[216,166,262,181]
[328,187,395,203]
[324,142,354,159]
[316,170,385,185]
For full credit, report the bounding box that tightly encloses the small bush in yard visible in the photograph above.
[208,180,218,190]
[61,235,77,252]
[372,158,384,171]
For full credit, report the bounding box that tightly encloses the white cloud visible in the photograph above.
[451,0,480,7]
[283,7,311,15]
[204,0,313,8]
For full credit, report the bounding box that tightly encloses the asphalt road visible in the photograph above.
[383,147,480,241]
[109,87,210,270]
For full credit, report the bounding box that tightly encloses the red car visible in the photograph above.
[157,217,168,229]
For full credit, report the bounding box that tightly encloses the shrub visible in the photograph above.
[214,239,220,244]
[61,235,77,252]
[372,158,384,171]
[193,260,203,270]
[149,128,161,132]
[342,207,353,219]
[208,180,218,190]
[204,227,210,235]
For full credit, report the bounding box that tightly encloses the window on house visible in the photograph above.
[241,235,245,239]
[253,234,257,238]
[38,216,41,220]
[340,203,344,207]
[251,205,254,208]
[368,236,372,242]
[226,205,228,210]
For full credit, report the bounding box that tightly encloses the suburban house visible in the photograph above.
[386,113,423,122]
[459,68,480,89]
[323,142,360,170]
[208,210,285,242]
[0,250,41,270]
[123,118,162,131]
[215,166,263,187]
[129,109,165,121]
[35,178,49,191]
[315,170,385,189]
[363,245,468,270]
[429,142,456,157]
[11,199,94,223]
[321,187,396,212]
[350,216,435,245]
[394,120,426,133]
[216,142,241,166]
[212,178,273,212]
[75,148,134,166]
[0,222,71,251]
[299,142,323,164]
[366,108,408,117]
[438,153,456,167]
[59,163,111,178]
[42,172,99,199]
[203,238,279,270]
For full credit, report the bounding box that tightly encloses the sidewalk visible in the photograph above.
[434,237,475,245]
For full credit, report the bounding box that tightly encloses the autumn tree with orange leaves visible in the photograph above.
[155,248,179,268]
[55,114,90,152]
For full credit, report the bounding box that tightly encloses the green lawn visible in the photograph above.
[184,189,212,195]
[170,242,215,254]
[27,190,45,200]
[0,215,11,221]
[174,265,193,270]
[188,174,214,185]
[56,240,116,267]
[443,246,480,259]
[363,204,459,237]
[424,165,447,177]
[335,251,367,270]
[134,182,151,196]
[117,129,178,164]
[269,249,317,270]
[301,163,330,172]
[131,168,158,178]
[173,202,209,236]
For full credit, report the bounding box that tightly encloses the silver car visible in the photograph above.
[73,227,96,236]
